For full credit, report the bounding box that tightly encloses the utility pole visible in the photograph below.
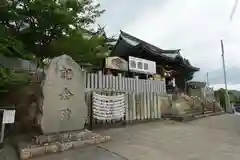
[206,72,209,87]
[220,40,231,112]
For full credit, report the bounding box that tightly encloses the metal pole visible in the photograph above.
[206,72,210,86]
[220,40,231,112]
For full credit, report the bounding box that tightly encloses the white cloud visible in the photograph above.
[97,0,240,89]
[212,84,240,91]
[123,0,237,71]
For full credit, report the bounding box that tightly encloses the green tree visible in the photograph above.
[214,89,239,110]
[0,67,31,93]
[0,0,106,65]
[214,89,226,110]
[49,29,108,68]
[0,0,108,94]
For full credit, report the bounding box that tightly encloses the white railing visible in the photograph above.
[84,71,166,94]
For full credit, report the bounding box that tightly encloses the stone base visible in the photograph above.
[163,111,225,122]
[18,130,111,160]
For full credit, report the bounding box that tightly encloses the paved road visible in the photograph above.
[98,114,240,160]
[4,114,240,160]
[32,146,126,160]
[1,144,126,160]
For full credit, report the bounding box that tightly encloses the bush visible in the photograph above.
[0,67,31,93]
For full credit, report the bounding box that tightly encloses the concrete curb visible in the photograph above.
[182,112,225,122]
[163,112,225,122]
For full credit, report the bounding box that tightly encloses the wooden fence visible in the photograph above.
[83,71,168,128]
[84,71,166,93]
[85,90,168,129]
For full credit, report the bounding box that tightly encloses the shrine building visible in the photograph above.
[108,31,199,94]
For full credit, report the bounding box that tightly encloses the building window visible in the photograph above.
[137,62,143,69]
[144,63,148,70]
[130,60,136,68]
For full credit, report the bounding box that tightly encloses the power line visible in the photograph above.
[230,0,239,21]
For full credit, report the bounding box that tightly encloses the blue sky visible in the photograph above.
[96,0,240,90]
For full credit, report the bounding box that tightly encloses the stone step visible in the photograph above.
[184,108,199,114]
[204,109,213,112]
[204,108,212,110]
[204,110,213,114]
[183,111,225,122]
[164,111,225,122]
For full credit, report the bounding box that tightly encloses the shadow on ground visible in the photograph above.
[2,144,127,160]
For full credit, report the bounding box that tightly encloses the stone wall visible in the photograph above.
[2,55,89,134]
[1,71,43,134]
[188,87,215,101]
[188,88,203,98]
[0,56,37,71]
[159,96,172,115]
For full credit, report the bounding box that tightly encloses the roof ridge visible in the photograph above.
[120,30,180,53]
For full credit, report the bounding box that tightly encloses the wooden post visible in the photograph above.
[184,76,187,94]
[88,92,93,130]
[0,110,5,149]
[0,122,5,144]
[213,102,216,113]
[201,100,204,115]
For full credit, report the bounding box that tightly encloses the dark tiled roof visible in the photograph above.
[81,28,117,43]
[119,31,199,71]
[120,31,180,54]
[188,81,206,88]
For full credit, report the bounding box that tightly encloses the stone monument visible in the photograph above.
[17,55,111,160]
[40,54,87,134]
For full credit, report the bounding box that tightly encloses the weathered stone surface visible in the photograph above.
[44,144,59,153]
[3,81,43,133]
[18,130,111,160]
[33,129,90,145]
[58,142,73,152]
[19,143,45,160]
[41,55,87,134]
[159,96,172,115]
[164,92,224,119]
[72,140,84,148]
